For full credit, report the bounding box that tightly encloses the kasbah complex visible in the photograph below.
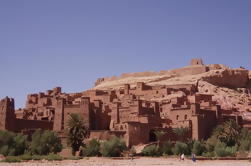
[1,59,251,146]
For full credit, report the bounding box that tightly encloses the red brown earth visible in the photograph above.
[0,157,250,166]
[0,59,251,146]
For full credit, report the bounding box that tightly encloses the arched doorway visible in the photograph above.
[149,130,157,142]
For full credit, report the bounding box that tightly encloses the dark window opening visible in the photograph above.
[149,130,157,142]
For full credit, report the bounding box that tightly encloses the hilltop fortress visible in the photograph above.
[1,59,251,146]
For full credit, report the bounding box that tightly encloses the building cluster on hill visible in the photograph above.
[1,59,251,146]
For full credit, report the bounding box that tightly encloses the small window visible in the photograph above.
[184,114,187,120]
[176,115,179,120]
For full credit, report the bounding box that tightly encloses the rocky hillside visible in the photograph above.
[93,60,251,120]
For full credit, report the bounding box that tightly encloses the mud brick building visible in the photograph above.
[1,59,250,146]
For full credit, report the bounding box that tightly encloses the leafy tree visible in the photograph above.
[173,127,190,142]
[81,139,101,157]
[160,140,173,155]
[154,131,166,148]
[30,129,62,155]
[205,135,218,152]
[192,140,206,156]
[0,130,28,156]
[66,113,89,155]
[173,141,189,155]
[100,137,126,157]
[212,120,241,146]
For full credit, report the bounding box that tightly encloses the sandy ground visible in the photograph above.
[0,157,250,166]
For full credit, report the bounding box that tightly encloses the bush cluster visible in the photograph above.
[30,129,62,155]
[0,129,62,157]
[142,145,160,156]
[0,131,28,156]
[81,138,101,157]
[100,137,127,157]
[2,154,64,163]
[1,119,251,160]
[80,137,127,157]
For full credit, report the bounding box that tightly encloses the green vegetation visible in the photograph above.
[142,145,160,156]
[100,136,126,157]
[173,127,190,142]
[1,119,251,161]
[81,138,101,157]
[45,153,63,161]
[239,128,251,152]
[142,120,251,157]
[30,129,62,155]
[0,129,63,162]
[192,140,206,156]
[2,156,21,163]
[161,140,173,155]
[154,131,166,148]
[173,141,189,155]
[0,130,28,156]
[214,141,237,157]
[66,113,89,155]
[212,120,241,146]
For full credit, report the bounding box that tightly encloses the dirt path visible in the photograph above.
[0,157,250,166]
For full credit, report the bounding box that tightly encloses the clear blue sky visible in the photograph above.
[0,0,251,108]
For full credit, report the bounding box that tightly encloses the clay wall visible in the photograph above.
[158,127,178,141]
[191,110,217,140]
[169,65,208,77]
[126,122,150,146]
[15,119,53,132]
[169,108,192,124]
[89,130,126,141]
[202,69,249,88]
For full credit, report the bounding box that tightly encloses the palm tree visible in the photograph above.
[66,113,89,155]
[213,119,241,146]
[173,127,190,142]
[154,131,166,148]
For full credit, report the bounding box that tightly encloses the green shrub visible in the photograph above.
[238,129,251,152]
[142,145,160,156]
[30,129,62,155]
[214,141,228,157]
[161,140,173,155]
[239,139,251,152]
[20,154,33,160]
[100,137,126,157]
[225,146,237,157]
[31,155,44,160]
[2,156,21,163]
[0,130,28,156]
[205,136,218,152]
[81,139,100,157]
[45,154,63,161]
[173,141,189,155]
[214,141,237,157]
[202,151,215,157]
[192,141,205,156]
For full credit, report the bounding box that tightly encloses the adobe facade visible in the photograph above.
[0,59,249,146]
